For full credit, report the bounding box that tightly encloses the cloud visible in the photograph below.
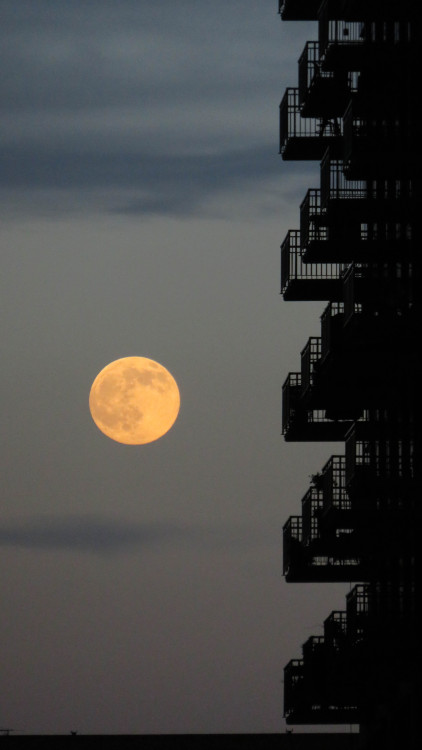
[0,515,184,554]
[0,1,293,126]
[1,143,303,219]
[1,0,316,220]
[0,514,276,556]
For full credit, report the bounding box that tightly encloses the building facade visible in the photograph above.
[278,1,418,747]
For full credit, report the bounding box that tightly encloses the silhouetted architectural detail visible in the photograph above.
[279,2,419,748]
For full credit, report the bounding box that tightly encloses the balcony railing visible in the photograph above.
[321,455,351,513]
[301,486,324,545]
[300,187,365,262]
[300,336,322,395]
[284,647,361,725]
[318,4,366,68]
[283,373,356,442]
[300,190,327,250]
[298,42,351,117]
[323,610,348,650]
[279,88,343,160]
[283,512,362,582]
[281,228,346,301]
[320,153,366,209]
[302,635,327,665]
[282,372,301,437]
[283,516,302,580]
[283,658,305,723]
[346,584,372,643]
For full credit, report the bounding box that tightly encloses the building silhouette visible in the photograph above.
[278,1,418,747]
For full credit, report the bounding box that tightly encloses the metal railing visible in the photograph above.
[281,223,347,293]
[318,2,366,59]
[283,515,302,544]
[299,42,321,101]
[320,152,366,207]
[302,635,326,663]
[301,486,324,545]
[346,584,372,642]
[300,189,327,247]
[280,88,318,152]
[324,611,348,650]
[282,372,301,435]
[284,658,304,718]
[299,41,358,113]
[321,455,351,512]
[279,88,343,156]
[300,336,322,394]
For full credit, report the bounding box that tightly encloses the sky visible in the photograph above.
[1,1,355,735]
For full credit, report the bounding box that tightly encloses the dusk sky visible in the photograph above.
[1,1,352,735]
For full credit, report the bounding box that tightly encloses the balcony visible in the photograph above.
[323,610,348,650]
[321,455,351,515]
[278,1,321,21]
[284,642,361,724]
[298,158,369,259]
[302,485,324,545]
[320,153,367,211]
[300,188,364,262]
[281,229,346,301]
[299,335,362,416]
[298,42,351,117]
[301,321,386,412]
[318,8,367,69]
[318,455,360,547]
[346,584,372,643]
[279,88,343,160]
[282,373,355,441]
[301,210,414,266]
[300,337,322,398]
[301,302,403,413]
[283,482,363,582]
[283,490,324,582]
[283,521,362,583]
[354,579,416,642]
[319,9,416,77]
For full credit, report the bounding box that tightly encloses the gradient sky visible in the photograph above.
[1,1,353,735]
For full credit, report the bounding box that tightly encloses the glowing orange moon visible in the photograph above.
[89,357,180,444]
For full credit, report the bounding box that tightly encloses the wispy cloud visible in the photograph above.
[0,514,277,555]
[0,515,184,554]
[1,0,315,220]
[0,143,314,220]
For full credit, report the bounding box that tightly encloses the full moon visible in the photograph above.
[89,357,180,445]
